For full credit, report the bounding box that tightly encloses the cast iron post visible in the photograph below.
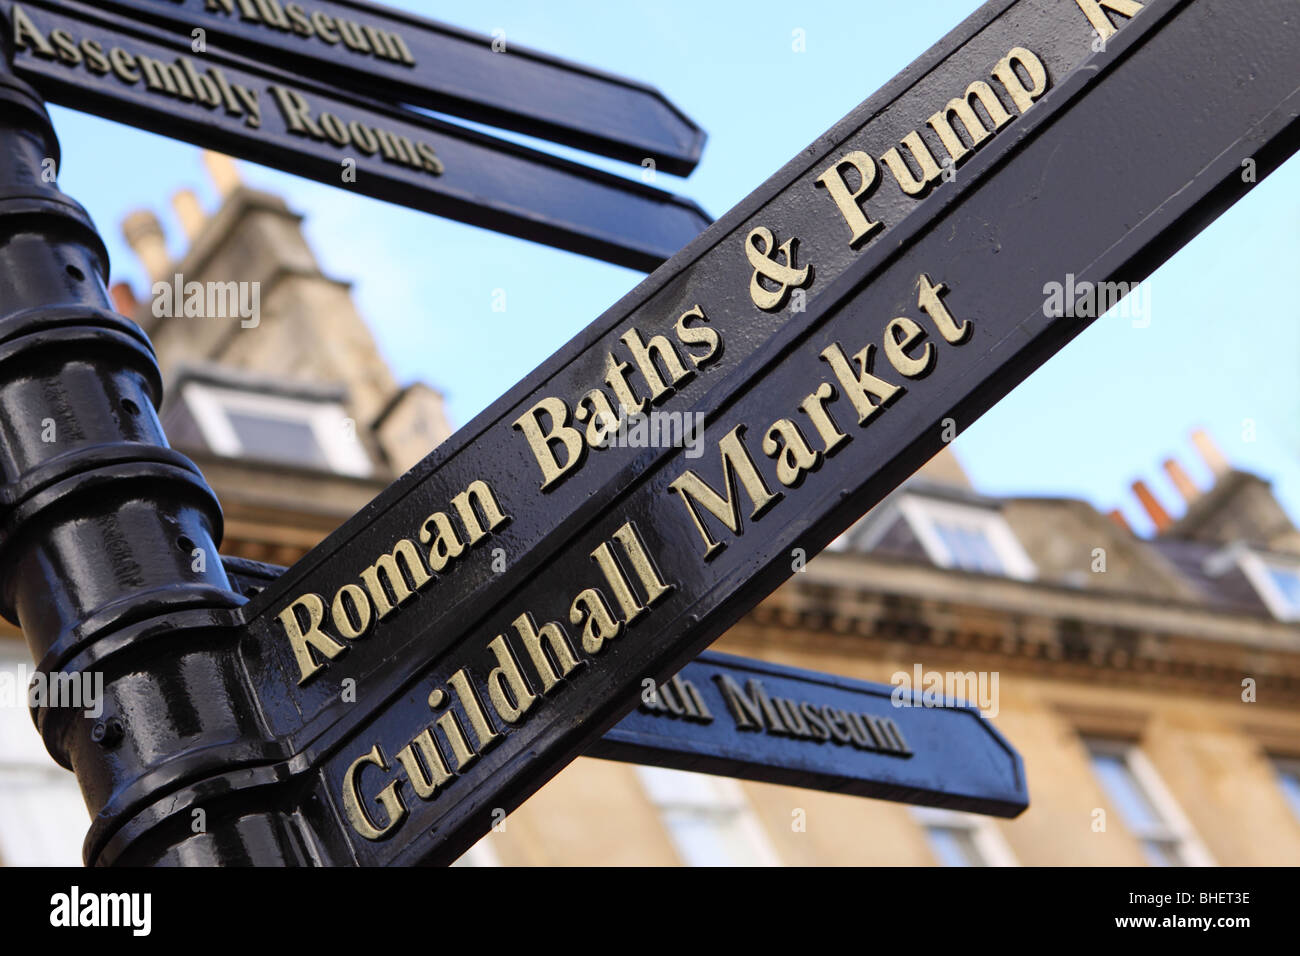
[0,41,305,865]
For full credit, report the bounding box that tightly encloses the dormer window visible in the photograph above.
[182,381,373,477]
[1233,550,1300,622]
[899,497,1036,579]
[841,491,1036,581]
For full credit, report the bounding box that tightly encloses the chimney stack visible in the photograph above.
[171,188,206,240]
[121,210,170,282]
[203,150,242,197]
[1191,428,1230,478]
[109,282,139,318]
[1162,457,1201,505]
[1132,479,1173,533]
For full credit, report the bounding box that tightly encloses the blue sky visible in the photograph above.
[45,0,1300,537]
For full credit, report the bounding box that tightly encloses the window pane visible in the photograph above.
[661,810,747,867]
[1266,565,1300,611]
[934,521,1005,574]
[1089,751,1165,832]
[225,410,329,469]
[636,767,773,866]
[925,825,986,867]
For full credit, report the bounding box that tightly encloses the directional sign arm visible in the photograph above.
[80,0,708,174]
[2,0,711,270]
[222,557,1029,819]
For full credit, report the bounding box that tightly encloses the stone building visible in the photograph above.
[1,156,1297,866]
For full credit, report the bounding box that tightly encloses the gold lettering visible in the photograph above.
[819,342,902,425]
[590,541,643,627]
[675,306,722,368]
[668,425,782,560]
[418,510,465,572]
[603,352,645,415]
[277,593,346,685]
[881,131,943,196]
[569,586,622,654]
[513,396,585,490]
[360,538,431,619]
[485,635,537,723]
[814,150,884,247]
[798,382,849,456]
[1073,0,1144,40]
[342,745,405,840]
[991,47,1050,114]
[882,316,935,378]
[611,522,672,608]
[330,583,372,640]
[917,273,971,344]
[109,47,140,84]
[926,81,1013,164]
[10,5,56,58]
[427,687,477,771]
[512,612,582,693]
[395,729,453,799]
[762,418,822,488]
[446,667,500,752]
[575,388,620,447]
[620,327,694,404]
[310,11,340,43]
[451,479,509,545]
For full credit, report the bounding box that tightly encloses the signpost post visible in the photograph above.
[0,0,1297,866]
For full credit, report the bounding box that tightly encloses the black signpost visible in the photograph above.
[0,0,1297,868]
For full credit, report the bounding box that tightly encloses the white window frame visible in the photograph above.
[912,805,1018,866]
[890,495,1037,580]
[182,381,372,477]
[1085,738,1214,867]
[1234,550,1300,622]
[636,766,781,867]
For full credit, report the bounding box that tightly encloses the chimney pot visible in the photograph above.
[121,210,170,282]
[203,150,242,197]
[171,188,206,241]
[1162,457,1201,505]
[1191,428,1230,478]
[1132,479,1173,533]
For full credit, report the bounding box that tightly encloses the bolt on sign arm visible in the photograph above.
[0,53,309,865]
